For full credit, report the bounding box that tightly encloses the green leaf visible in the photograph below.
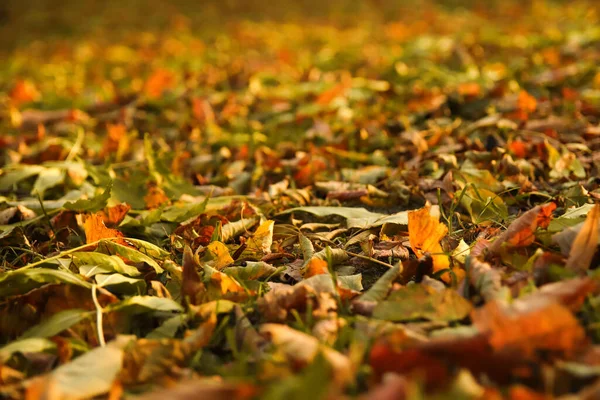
[21,309,90,339]
[125,238,170,259]
[279,206,383,220]
[72,252,142,277]
[96,273,147,294]
[63,183,112,212]
[373,285,472,322]
[0,338,56,362]
[357,263,401,303]
[0,268,92,298]
[346,211,408,230]
[107,296,184,314]
[223,261,282,281]
[146,315,189,339]
[337,274,363,292]
[32,167,65,197]
[161,198,210,223]
[99,240,164,273]
[263,351,333,400]
[0,165,45,191]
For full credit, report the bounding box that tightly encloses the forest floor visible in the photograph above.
[1,1,600,399]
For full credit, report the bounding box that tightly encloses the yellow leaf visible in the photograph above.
[246,220,274,254]
[205,241,234,270]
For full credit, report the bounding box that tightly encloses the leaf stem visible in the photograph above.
[91,284,106,347]
[344,250,395,269]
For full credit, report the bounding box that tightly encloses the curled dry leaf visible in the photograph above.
[468,257,504,302]
[488,206,541,254]
[565,204,600,273]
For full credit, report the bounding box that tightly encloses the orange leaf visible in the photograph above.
[144,185,170,209]
[536,202,556,229]
[509,140,528,158]
[144,69,175,99]
[211,271,245,294]
[457,82,481,98]
[472,299,585,357]
[516,90,537,121]
[98,203,131,227]
[507,226,536,247]
[316,83,348,105]
[9,80,40,106]
[408,205,455,281]
[100,123,129,158]
[304,258,329,278]
[84,214,124,244]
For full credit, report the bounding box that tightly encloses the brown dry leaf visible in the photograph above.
[565,203,600,273]
[84,213,125,245]
[408,204,457,282]
[259,323,353,386]
[468,257,504,302]
[135,380,256,400]
[182,246,206,307]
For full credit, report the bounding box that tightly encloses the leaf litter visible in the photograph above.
[1,1,600,398]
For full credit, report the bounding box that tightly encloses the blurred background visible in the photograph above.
[0,0,590,52]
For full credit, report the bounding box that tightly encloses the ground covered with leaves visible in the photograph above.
[1,1,600,398]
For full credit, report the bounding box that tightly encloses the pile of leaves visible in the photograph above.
[2,1,600,398]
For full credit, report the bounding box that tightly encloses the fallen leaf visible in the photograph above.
[565,204,600,273]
